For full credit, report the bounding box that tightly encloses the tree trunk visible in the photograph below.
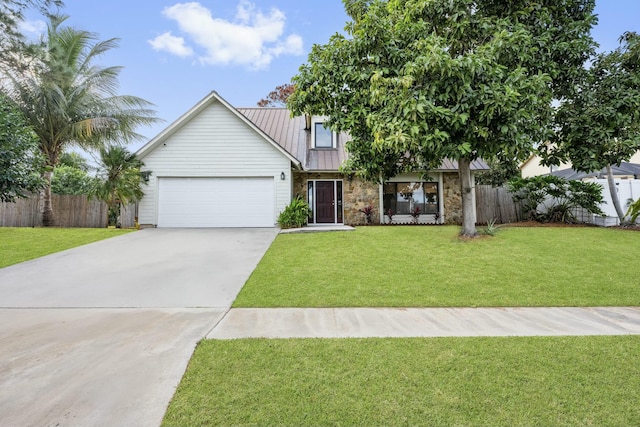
[607,164,627,224]
[42,170,55,227]
[459,157,478,237]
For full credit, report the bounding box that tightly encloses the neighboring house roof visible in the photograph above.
[135,91,301,169]
[549,162,640,180]
[237,107,488,172]
[521,151,640,178]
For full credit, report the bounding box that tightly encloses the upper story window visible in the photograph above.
[311,117,336,149]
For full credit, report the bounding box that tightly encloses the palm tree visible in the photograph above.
[93,145,146,227]
[0,0,62,72]
[1,14,158,225]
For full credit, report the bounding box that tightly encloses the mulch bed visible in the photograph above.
[501,220,595,228]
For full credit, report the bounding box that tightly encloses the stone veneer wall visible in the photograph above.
[294,171,467,226]
[293,172,381,225]
[442,172,462,224]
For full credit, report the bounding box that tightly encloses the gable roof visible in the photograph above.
[549,162,640,180]
[135,91,301,169]
[237,107,489,172]
[136,90,487,173]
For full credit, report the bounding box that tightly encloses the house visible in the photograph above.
[549,162,640,181]
[135,91,488,228]
[548,163,640,225]
[520,154,571,178]
[519,153,640,226]
[520,152,640,178]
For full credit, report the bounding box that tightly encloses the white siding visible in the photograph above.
[138,101,291,226]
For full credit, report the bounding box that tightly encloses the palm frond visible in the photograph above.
[1,14,160,164]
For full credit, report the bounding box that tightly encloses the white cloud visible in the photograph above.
[148,32,194,57]
[150,1,304,70]
[18,19,46,35]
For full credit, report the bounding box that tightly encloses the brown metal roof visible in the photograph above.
[436,158,489,171]
[237,108,304,161]
[236,107,489,172]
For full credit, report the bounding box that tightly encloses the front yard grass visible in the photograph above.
[163,336,640,427]
[233,226,640,307]
[0,227,134,268]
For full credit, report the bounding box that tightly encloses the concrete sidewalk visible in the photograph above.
[208,307,640,339]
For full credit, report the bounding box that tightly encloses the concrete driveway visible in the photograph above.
[0,228,278,427]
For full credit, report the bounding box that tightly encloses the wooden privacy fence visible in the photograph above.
[475,185,522,224]
[0,194,135,228]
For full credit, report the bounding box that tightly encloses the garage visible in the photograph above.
[157,177,275,227]
[135,92,298,227]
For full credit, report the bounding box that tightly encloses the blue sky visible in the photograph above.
[21,0,640,151]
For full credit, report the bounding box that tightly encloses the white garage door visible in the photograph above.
[157,177,275,227]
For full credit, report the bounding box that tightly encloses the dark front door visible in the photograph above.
[316,181,335,223]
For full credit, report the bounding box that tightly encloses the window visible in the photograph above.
[311,117,336,148]
[307,181,314,222]
[314,123,333,148]
[336,181,343,223]
[383,182,438,215]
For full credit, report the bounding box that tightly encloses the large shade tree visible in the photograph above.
[542,32,640,223]
[0,94,43,202]
[1,14,158,225]
[257,83,295,107]
[289,0,596,236]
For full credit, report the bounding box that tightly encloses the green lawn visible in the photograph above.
[0,227,134,268]
[163,336,640,427]
[234,226,640,307]
[167,226,640,426]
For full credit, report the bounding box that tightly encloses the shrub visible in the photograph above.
[508,175,604,223]
[359,205,374,224]
[385,208,394,224]
[277,197,311,229]
[483,218,502,236]
[626,198,640,223]
[434,211,441,224]
[52,165,97,195]
[410,206,421,223]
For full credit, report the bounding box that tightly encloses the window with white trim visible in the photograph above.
[383,182,439,215]
[311,117,336,149]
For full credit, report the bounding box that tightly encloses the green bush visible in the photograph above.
[277,197,311,229]
[52,165,97,195]
[508,175,604,223]
[626,198,640,223]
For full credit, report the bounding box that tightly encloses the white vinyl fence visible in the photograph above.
[584,178,640,226]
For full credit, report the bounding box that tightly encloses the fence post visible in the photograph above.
[496,187,502,224]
